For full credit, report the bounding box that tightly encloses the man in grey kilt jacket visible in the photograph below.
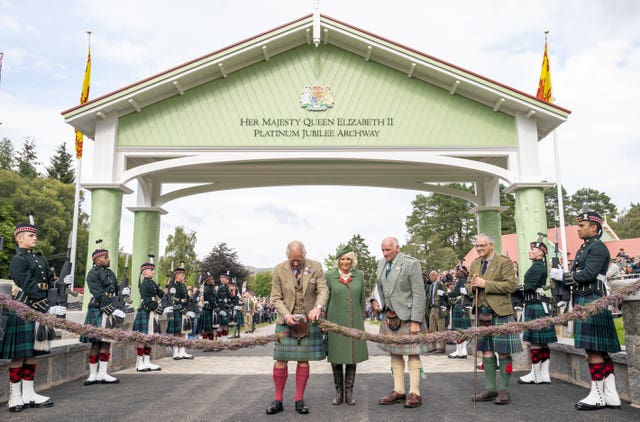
[550,212,621,410]
[266,240,328,415]
[370,237,427,408]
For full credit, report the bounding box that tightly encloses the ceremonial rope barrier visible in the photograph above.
[1,278,639,352]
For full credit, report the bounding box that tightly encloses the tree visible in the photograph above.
[405,184,477,261]
[15,137,40,179]
[544,185,571,228]
[0,198,17,279]
[0,137,14,171]
[499,184,516,234]
[201,242,249,284]
[568,188,618,219]
[324,234,378,295]
[248,271,273,297]
[613,203,640,239]
[46,142,75,184]
[158,226,199,285]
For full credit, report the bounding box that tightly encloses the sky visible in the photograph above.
[1,0,639,269]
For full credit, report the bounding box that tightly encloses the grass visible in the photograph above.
[614,317,625,346]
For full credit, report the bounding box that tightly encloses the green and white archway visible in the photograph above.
[63,14,569,306]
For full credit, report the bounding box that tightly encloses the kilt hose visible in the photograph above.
[133,309,160,334]
[79,306,105,343]
[197,308,213,333]
[273,324,325,361]
[476,312,523,354]
[522,302,557,345]
[166,310,183,335]
[574,292,621,353]
[377,316,428,355]
[0,310,38,359]
[451,306,471,330]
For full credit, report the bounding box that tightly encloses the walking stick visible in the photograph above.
[473,277,479,409]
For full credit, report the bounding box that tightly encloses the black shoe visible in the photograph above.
[266,400,283,414]
[295,400,309,414]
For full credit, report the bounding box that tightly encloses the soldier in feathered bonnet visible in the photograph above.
[166,261,195,360]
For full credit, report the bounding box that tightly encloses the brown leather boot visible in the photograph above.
[344,364,356,405]
[331,364,344,405]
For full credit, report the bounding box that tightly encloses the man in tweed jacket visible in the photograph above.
[267,240,328,415]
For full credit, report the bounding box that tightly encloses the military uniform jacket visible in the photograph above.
[523,260,547,293]
[86,265,119,310]
[172,282,189,310]
[563,236,609,288]
[202,284,217,309]
[217,284,233,312]
[466,253,516,316]
[445,276,471,307]
[139,277,165,311]
[10,248,54,308]
[374,253,426,322]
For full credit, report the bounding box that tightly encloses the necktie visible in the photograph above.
[481,259,488,276]
[385,261,392,276]
[294,268,301,284]
[246,299,250,312]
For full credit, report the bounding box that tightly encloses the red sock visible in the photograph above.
[273,366,288,401]
[136,347,145,356]
[589,362,606,381]
[21,363,36,381]
[98,353,110,362]
[541,347,551,361]
[295,365,310,401]
[89,355,99,364]
[530,349,542,364]
[603,355,614,377]
[144,347,152,356]
[9,367,22,383]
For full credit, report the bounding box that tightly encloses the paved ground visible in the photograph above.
[3,322,639,421]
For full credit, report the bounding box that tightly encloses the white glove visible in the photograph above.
[233,305,241,311]
[186,311,196,319]
[163,306,174,314]
[460,287,468,295]
[440,306,447,312]
[535,288,545,295]
[437,289,444,296]
[112,309,126,319]
[219,310,227,317]
[549,268,564,280]
[63,274,73,286]
[121,287,131,296]
[169,287,176,295]
[48,306,59,315]
[57,306,67,316]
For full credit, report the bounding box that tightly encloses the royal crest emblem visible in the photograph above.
[300,83,334,111]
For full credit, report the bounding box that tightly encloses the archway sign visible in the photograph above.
[62,15,570,307]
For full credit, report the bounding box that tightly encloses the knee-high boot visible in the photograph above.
[345,364,357,405]
[331,364,344,405]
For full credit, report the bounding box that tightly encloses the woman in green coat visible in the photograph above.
[326,246,369,405]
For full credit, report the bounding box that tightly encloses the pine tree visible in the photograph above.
[15,137,40,179]
[46,142,75,184]
[0,137,14,170]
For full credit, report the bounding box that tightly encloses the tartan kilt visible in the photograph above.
[79,307,104,343]
[451,306,471,330]
[197,309,213,333]
[273,324,325,361]
[477,314,523,354]
[133,309,160,334]
[0,310,36,359]
[235,311,244,327]
[522,302,557,344]
[166,310,183,335]
[377,316,428,355]
[574,292,621,353]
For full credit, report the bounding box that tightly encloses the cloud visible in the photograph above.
[253,203,311,228]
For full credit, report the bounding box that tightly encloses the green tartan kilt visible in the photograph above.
[235,311,244,327]
[477,314,523,354]
[79,307,104,343]
[166,310,183,334]
[133,309,160,334]
[273,324,325,361]
[574,292,621,353]
[522,302,557,344]
[377,316,428,355]
[451,306,471,330]
[0,310,37,359]
[197,309,213,333]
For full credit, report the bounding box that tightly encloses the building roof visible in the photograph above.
[62,14,570,140]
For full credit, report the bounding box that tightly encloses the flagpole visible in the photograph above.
[69,31,91,282]
[553,129,569,272]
